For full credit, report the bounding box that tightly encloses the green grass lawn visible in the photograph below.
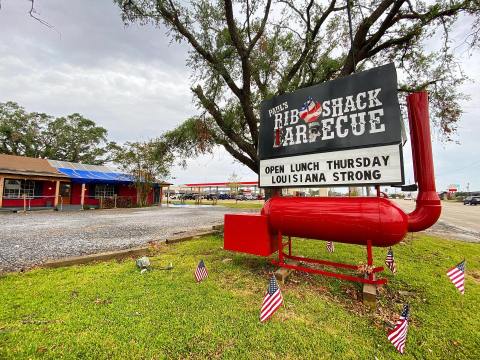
[1,234,479,359]
[166,199,264,209]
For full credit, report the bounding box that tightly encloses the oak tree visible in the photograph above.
[113,139,174,206]
[125,1,478,172]
[0,101,116,164]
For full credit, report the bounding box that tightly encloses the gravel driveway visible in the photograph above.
[0,205,249,272]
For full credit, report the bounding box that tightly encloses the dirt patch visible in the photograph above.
[470,270,480,284]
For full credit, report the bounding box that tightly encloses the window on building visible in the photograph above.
[94,184,116,198]
[3,179,36,199]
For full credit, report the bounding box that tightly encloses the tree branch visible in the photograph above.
[247,0,272,53]
[145,0,243,98]
[192,85,257,162]
[277,0,339,94]
[223,0,262,147]
[216,137,258,173]
[224,0,248,57]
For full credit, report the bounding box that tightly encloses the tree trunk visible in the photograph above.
[264,187,281,201]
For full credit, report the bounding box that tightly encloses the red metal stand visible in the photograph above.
[271,232,387,285]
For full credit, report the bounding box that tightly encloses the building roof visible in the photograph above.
[47,159,172,186]
[47,160,124,173]
[0,154,172,185]
[0,154,69,179]
[47,159,131,184]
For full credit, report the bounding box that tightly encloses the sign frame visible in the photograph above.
[257,64,405,188]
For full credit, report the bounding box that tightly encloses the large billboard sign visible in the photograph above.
[258,63,404,187]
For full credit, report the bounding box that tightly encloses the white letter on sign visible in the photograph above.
[368,108,385,133]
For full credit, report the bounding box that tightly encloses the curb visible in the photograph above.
[42,246,150,269]
[165,230,217,244]
[41,225,223,269]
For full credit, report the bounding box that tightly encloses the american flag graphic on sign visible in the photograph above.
[260,275,283,322]
[194,259,208,282]
[326,241,334,253]
[299,96,322,123]
[447,260,465,294]
[385,247,397,274]
[387,304,410,354]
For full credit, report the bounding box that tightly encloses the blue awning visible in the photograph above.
[56,168,134,184]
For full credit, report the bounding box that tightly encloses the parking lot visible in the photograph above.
[0,205,250,272]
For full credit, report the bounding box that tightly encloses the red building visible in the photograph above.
[0,154,171,210]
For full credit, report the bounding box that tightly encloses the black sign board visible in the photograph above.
[259,63,402,160]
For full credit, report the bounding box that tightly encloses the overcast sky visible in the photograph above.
[1,0,479,191]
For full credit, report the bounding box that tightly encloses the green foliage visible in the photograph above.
[162,117,215,166]
[0,101,48,158]
[115,0,480,173]
[0,234,479,359]
[113,139,174,206]
[0,101,115,164]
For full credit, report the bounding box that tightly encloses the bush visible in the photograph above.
[117,197,134,208]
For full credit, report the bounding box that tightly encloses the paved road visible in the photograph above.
[0,205,248,272]
[392,200,480,242]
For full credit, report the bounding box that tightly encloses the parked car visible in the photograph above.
[244,194,255,200]
[180,193,198,200]
[235,194,246,201]
[205,193,218,200]
[464,196,480,205]
[218,193,230,200]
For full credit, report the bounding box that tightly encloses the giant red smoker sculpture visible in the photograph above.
[224,91,441,285]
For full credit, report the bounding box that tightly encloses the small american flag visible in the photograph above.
[387,304,410,354]
[385,247,397,274]
[260,275,283,322]
[447,260,465,294]
[194,259,208,282]
[299,97,322,123]
[326,241,334,253]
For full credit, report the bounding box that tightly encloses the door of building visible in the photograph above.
[153,187,161,204]
[60,182,71,205]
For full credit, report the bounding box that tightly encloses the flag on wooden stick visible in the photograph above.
[385,247,397,274]
[260,275,283,322]
[326,241,334,253]
[194,259,208,282]
[447,260,465,294]
[387,304,410,354]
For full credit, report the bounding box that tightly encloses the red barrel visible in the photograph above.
[261,196,408,247]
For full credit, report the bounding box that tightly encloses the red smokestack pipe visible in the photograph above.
[406,91,441,231]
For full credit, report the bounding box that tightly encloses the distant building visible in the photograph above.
[0,154,171,210]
